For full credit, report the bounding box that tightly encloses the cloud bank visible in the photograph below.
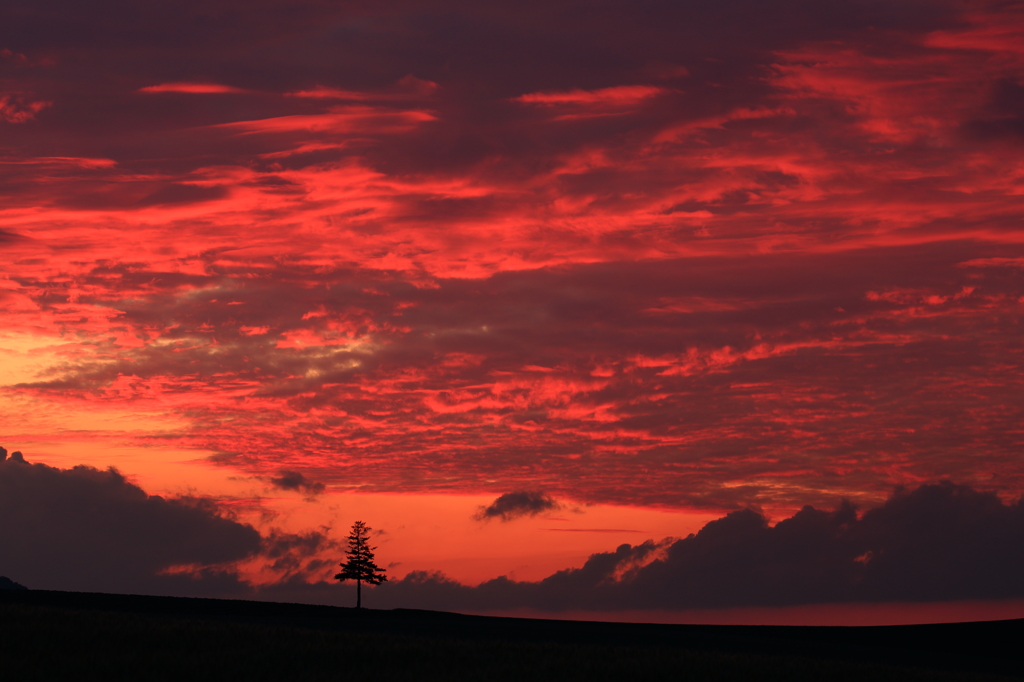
[0,452,260,594]
[369,482,1024,612]
[3,453,1021,613]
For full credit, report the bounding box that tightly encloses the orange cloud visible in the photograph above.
[212,106,435,135]
[139,82,247,94]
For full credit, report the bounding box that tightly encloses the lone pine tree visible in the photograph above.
[334,520,387,608]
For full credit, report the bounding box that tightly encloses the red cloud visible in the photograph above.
[2,0,1024,526]
[0,94,50,123]
[515,85,668,106]
[139,82,247,94]
[212,106,435,135]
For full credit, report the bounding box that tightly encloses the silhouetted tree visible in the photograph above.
[334,520,387,608]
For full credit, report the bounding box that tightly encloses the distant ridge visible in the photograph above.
[0,576,27,590]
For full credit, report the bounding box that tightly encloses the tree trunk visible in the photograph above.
[357,579,362,609]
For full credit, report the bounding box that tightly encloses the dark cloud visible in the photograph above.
[0,452,262,594]
[0,0,962,178]
[266,470,326,496]
[962,77,1024,141]
[182,481,1024,613]
[261,528,340,578]
[0,447,25,463]
[323,482,1024,612]
[475,491,561,522]
[4,459,1022,614]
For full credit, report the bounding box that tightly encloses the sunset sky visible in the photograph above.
[3,0,1024,624]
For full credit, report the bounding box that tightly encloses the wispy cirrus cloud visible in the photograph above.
[212,107,436,136]
[139,82,247,94]
[288,76,439,101]
[514,85,668,106]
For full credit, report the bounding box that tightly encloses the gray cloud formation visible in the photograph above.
[0,452,261,594]
[267,470,326,496]
[0,447,25,463]
[475,491,561,521]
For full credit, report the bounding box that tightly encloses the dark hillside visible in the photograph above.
[1,589,1022,680]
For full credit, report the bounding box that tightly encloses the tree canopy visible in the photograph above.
[334,520,387,608]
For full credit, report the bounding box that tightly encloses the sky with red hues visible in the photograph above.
[3,0,1024,622]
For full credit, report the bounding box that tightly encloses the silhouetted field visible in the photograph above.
[2,590,1022,681]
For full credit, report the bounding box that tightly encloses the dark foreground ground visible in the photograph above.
[2,590,1022,681]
